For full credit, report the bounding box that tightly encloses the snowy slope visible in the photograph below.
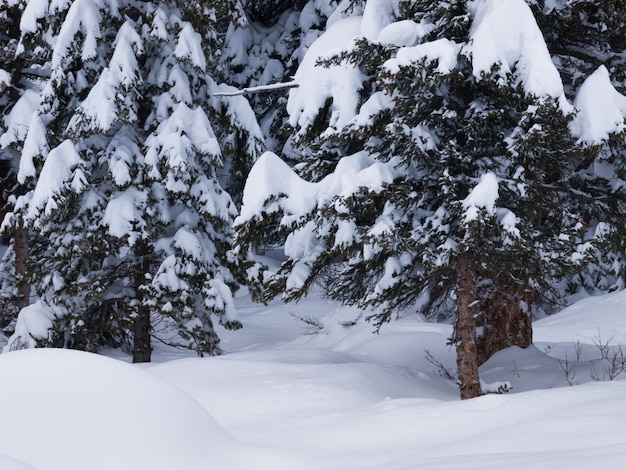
[150,291,626,470]
[2,0,626,467]
[1,287,626,469]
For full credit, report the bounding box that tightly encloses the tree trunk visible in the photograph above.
[133,303,151,363]
[454,256,482,400]
[132,250,151,363]
[14,221,29,311]
[475,288,533,366]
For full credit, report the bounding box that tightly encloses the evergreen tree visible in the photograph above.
[221,0,365,157]
[3,0,261,360]
[0,0,47,332]
[530,0,626,295]
[534,0,626,95]
[566,65,626,295]
[235,0,613,398]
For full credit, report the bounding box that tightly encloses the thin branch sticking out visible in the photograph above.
[213,81,299,97]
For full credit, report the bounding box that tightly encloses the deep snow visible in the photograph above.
[2,0,626,466]
[1,286,626,469]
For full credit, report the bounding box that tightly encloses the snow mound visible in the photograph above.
[534,289,626,346]
[571,65,626,144]
[0,349,241,470]
[467,0,565,100]
[287,16,363,135]
[0,456,38,470]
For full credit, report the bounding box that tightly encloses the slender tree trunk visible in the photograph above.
[133,303,151,363]
[133,250,151,363]
[14,221,29,311]
[455,256,482,400]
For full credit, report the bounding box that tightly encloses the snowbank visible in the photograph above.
[534,289,626,345]
[0,456,37,470]
[0,349,240,470]
[3,285,626,470]
[147,293,626,470]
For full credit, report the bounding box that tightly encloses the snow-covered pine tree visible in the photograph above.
[3,0,262,361]
[235,0,610,398]
[0,0,47,332]
[534,0,626,95]
[221,0,365,159]
[537,0,626,296]
[566,65,626,295]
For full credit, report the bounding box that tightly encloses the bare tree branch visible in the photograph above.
[213,81,299,97]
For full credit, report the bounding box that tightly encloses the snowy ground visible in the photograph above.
[1,288,626,469]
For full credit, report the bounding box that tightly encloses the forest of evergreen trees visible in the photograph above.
[1,0,625,398]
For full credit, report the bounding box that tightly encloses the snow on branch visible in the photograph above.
[213,81,299,97]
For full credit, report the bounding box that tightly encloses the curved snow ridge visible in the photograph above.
[0,348,244,470]
[534,288,626,345]
[467,0,565,100]
[0,456,37,470]
[571,65,626,144]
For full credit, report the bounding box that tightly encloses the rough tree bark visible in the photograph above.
[454,256,482,400]
[475,287,533,366]
[13,221,29,311]
[133,248,151,363]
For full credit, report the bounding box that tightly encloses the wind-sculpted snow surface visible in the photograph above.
[145,291,626,470]
[2,279,626,469]
[0,349,233,469]
[0,456,37,470]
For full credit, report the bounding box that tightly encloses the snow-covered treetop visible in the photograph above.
[286,16,364,137]
[570,65,626,144]
[50,0,119,70]
[287,0,576,142]
[144,103,222,184]
[465,0,566,103]
[174,23,207,71]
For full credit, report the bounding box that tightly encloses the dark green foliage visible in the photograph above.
[235,0,617,345]
[534,0,626,94]
[0,0,258,358]
[243,0,297,26]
